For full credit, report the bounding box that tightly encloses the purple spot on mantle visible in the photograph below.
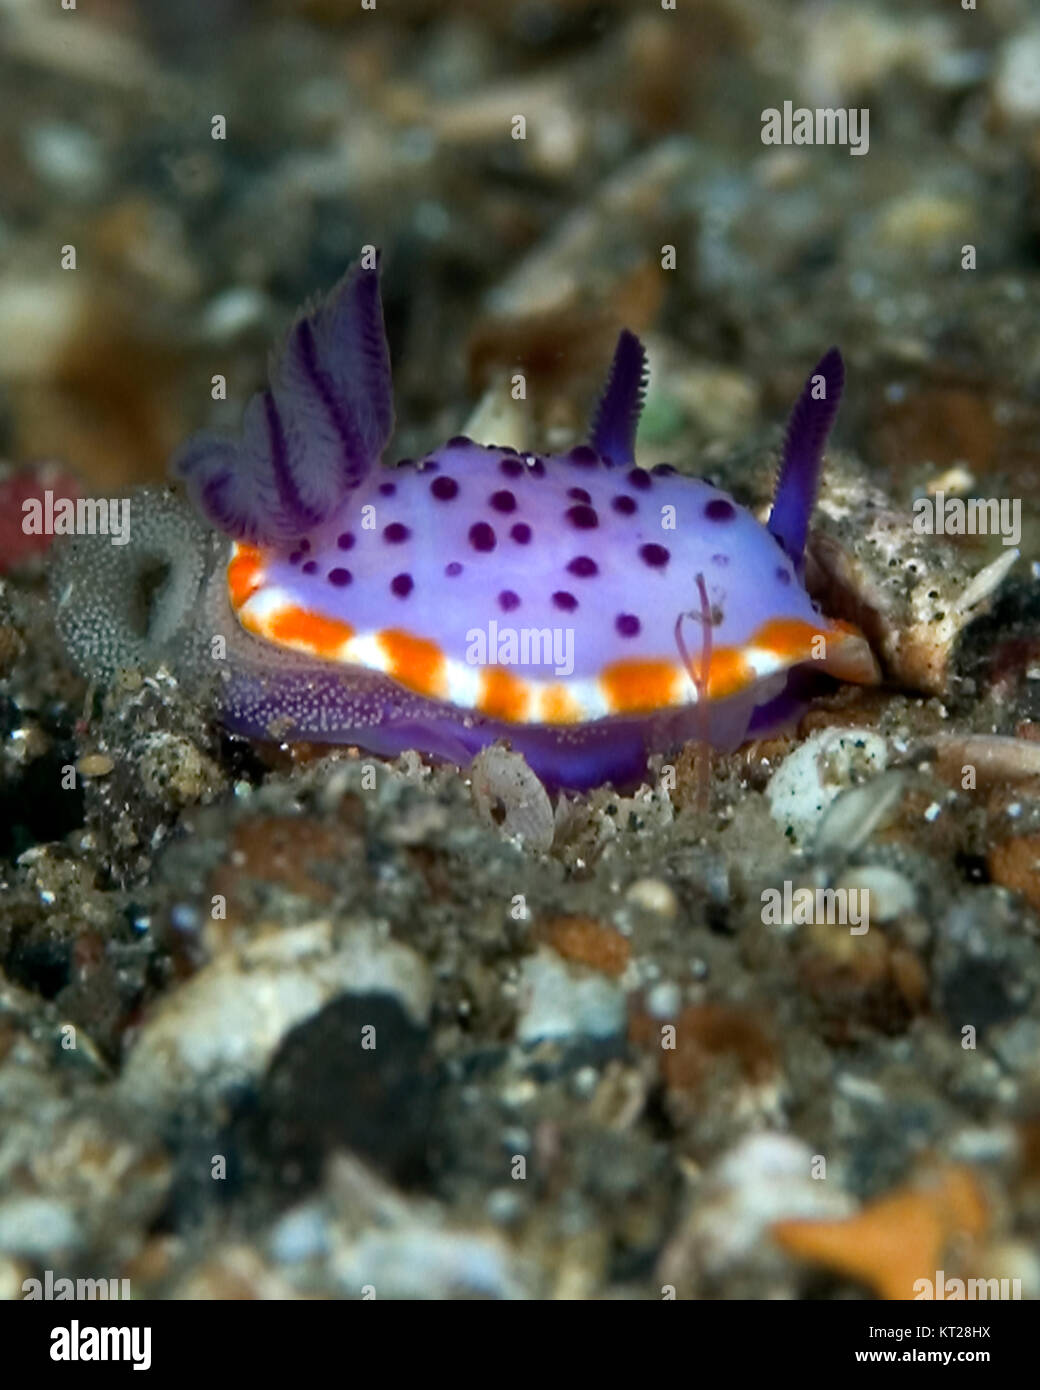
[705,498,736,521]
[568,445,599,467]
[391,573,414,598]
[510,522,532,545]
[469,522,496,552]
[445,561,463,577]
[567,555,598,577]
[611,495,637,516]
[775,567,792,585]
[302,560,318,575]
[384,522,411,543]
[711,552,729,566]
[616,613,641,637]
[379,481,397,497]
[567,487,591,503]
[498,589,520,612]
[489,489,517,513]
[552,590,578,612]
[627,468,652,491]
[639,543,669,569]
[431,475,458,501]
[499,457,524,478]
[337,531,355,550]
[328,568,352,587]
[565,504,599,530]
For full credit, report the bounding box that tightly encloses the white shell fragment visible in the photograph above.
[470,745,555,851]
[808,453,1020,696]
[766,727,889,845]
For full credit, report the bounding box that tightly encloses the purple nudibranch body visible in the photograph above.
[52,254,878,790]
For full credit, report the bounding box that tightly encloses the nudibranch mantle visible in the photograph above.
[55,254,879,791]
[223,454,865,720]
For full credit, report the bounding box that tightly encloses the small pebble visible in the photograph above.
[76,752,114,778]
[516,949,626,1044]
[767,728,889,845]
[833,865,917,923]
[625,877,678,919]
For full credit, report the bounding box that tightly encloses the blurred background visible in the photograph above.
[5,2,1040,1304]
[1,0,1039,544]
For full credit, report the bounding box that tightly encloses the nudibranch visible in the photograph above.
[52,254,878,790]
